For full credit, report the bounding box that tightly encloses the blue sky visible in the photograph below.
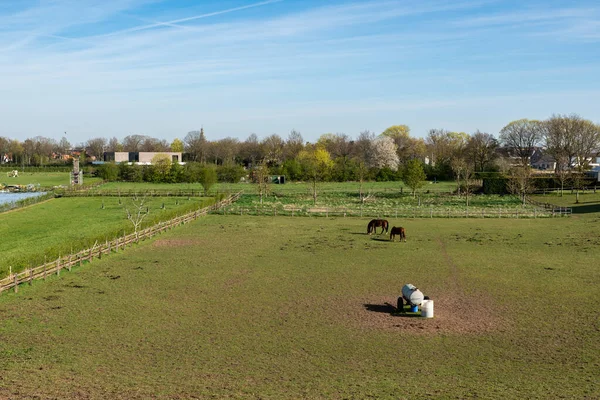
[1,0,599,145]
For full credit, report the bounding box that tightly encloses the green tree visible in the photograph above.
[198,165,218,195]
[171,138,184,153]
[217,164,245,183]
[96,162,119,181]
[298,146,334,205]
[152,154,172,182]
[403,159,427,197]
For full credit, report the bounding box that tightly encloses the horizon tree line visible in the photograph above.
[2,115,599,189]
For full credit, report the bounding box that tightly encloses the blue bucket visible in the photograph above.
[410,305,419,313]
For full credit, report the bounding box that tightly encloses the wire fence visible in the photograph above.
[0,192,241,295]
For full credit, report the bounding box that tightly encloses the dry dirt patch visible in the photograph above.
[334,291,512,335]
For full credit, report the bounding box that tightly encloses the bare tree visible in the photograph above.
[140,137,170,152]
[211,137,239,165]
[107,137,123,152]
[352,130,376,200]
[253,160,271,204]
[261,134,284,166]
[125,196,149,242]
[545,114,600,196]
[86,137,107,160]
[239,133,263,167]
[284,130,304,161]
[122,134,148,152]
[55,137,71,156]
[499,119,544,167]
[507,166,535,206]
[184,129,208,162]
[451,157,475,205]
[466,130,498,172]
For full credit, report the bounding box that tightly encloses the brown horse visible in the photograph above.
[389,226,406,242]
[367,219,389,235]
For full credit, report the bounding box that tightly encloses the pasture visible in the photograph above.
[1,214,598,398]
[97,180,458,195]
[0,196,214,277]
[1,171,102,188]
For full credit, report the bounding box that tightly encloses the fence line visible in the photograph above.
[57,189,219,198]
[525,196,573,216]
[0,192,241,295]
[212,204,571,219]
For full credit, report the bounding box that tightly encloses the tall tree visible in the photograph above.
[0,137,9,164]
[298,145,334,205]
[499,119,544,167]
[86,137,107,160]
[239,133,263,167]
[507,166,534,206]
[212,137,239,165]
[198,165,218,195]
[545,114,600,197]
[284,130,304,160]
[261,134,284,166]
[403,159,427,197]
[253,160,271,205]
[171,138,184,153]
[466,130,498,172]
[371,136,399,170]
[381,124,410,139]
[56,137,71,156]
[107,137,123,152]
[184,129,208,163]
[122,134,147,152]
[352,130,376,199]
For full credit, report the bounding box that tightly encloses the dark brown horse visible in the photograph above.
[389,226,406,242]
[367,219,389,235]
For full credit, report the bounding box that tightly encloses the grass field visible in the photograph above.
[1,172,102,188]
[98,180,459,195]
[0,196,214,277]
[531,192,600,214]
[1,213,598,398]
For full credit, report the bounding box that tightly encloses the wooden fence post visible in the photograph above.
[68,254,72,272]
[29,268,33,285]
[14,274,18,293]
[57,256,61,277]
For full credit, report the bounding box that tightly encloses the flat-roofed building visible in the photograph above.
[103,152,182,164]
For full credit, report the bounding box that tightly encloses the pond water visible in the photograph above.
[0,192,46,206]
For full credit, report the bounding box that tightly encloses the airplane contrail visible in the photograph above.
[102,0,284,37]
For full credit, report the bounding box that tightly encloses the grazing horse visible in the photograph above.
[389,226,406,242]
[367,219,389,235]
